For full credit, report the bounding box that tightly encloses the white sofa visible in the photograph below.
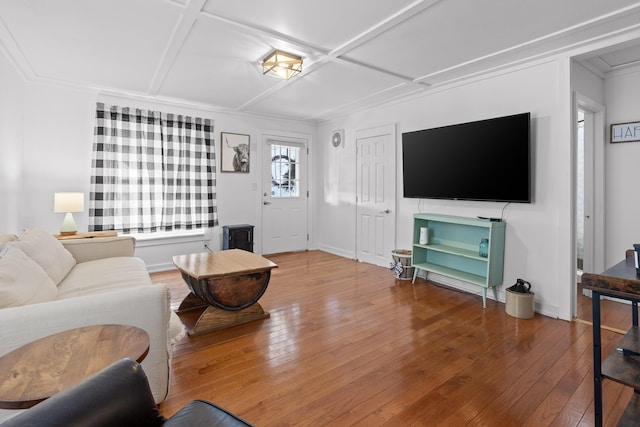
[0,229,184,422]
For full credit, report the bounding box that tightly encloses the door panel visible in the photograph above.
[356,125,396,266]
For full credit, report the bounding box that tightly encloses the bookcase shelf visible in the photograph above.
[411,213,506,308]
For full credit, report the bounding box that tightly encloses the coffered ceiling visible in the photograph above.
[1,0,640,122]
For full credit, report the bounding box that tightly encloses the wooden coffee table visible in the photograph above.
[0,324,149,409]
[172,249,278,336]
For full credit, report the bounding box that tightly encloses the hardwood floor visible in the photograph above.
[153,251,633,426]
[575,283,631,333]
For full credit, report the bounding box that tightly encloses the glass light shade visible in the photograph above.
[262,50,302,80]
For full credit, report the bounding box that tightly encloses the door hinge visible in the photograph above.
[307,190,309,197]
[307,233,309,241]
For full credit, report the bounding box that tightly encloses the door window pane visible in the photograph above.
[271,144,299,198]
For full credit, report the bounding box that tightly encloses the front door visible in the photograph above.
[261,136,308,255]
[356,125,396,266]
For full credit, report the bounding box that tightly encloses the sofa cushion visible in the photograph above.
[0,246,57,308]
[11,229,76,285]
[56,256,152,299]
[0,234,18,251]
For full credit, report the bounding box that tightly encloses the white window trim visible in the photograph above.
[130,228,211,247]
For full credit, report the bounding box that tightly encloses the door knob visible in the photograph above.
[263,201,271,205]
[380,209,390,214]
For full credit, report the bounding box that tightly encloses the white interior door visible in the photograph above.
[261,137,308,255]
[356,125,396,266]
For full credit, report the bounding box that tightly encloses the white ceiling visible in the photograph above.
[2,0,640,122]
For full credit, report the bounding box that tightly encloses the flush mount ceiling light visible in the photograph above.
[262,49,303,80]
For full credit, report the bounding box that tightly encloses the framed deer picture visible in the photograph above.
[221,132,250,173]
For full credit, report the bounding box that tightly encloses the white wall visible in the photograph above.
[14,81,315,270]
[0,48,25,233]
[604,67,640,266]
[572,61,605,105]
[22,83,95,232]
[314,59,573,318]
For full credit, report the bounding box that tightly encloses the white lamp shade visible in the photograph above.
[54,192,85,213]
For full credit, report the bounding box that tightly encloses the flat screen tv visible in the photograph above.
[402,112,531,203]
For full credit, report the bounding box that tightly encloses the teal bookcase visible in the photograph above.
[411,213,506,307]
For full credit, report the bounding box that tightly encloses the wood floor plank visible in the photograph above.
[518,327,592,426]
[154,250,634,426]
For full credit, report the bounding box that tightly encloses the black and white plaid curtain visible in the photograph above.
[89,102,218,233]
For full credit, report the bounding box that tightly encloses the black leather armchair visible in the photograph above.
[0,358,253,427]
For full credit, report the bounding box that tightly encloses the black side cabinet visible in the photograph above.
[222,224,254,252]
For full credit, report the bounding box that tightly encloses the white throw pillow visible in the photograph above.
[0,234,17,251]
[0,246,57,308]
[11,228,76,285]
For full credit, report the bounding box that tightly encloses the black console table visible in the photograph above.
[582,253,640,426]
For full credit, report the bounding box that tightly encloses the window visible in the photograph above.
[270,144,299,198]
[89,102,218,234]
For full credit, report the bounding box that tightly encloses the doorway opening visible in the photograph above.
[576,110,585,282]
[573,95,628,332]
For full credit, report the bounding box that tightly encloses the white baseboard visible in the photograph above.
[315,244,355,260]
[147,262,177,273]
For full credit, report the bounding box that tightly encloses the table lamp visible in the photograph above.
[54,192,84,235]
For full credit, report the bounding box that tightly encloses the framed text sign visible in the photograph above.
[610,121,640,143]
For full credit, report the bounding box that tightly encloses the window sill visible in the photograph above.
[130,229,210,247]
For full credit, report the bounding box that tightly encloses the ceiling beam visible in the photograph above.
[0,16,35,80]
[329,0,443,59]
[147,0,208,95]
[199,9,328,58]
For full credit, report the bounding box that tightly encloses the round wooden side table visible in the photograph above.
[0,324,149,409]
